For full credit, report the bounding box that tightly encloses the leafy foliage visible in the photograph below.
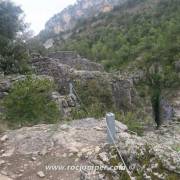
[0,1,24,39]
[27,37,47,56]
[115,111,146,135]
[0,40,30,74]
[3,76,60,126]
[56,0,180,72]
[52,0,180,127]
[71,79,114,119]
[0,1,30,74]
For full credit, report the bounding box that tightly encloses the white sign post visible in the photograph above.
[106,112,116,144]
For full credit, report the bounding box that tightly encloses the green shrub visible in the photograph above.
[115,111,144,136]
[0,41,30,74]
[3,76,60,126]
[70,107,87,120]
[71,102,107,120]
[0,1,30,74]
[72,79,114,118]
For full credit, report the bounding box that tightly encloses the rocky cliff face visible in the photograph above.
[47,51,104,72]
[30,52,180,123]
[44,0,127,34]
[30,52,140,114]
[0,52,142,120]
[1,52,179,123]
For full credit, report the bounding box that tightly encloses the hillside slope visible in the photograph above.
[37,0,180,127]
[52,0,179,72]
[42,0,127,35]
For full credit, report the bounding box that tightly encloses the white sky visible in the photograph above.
[13,0,77,35]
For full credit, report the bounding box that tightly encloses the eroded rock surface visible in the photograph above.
[0,118,179,180]
[48,51,104,72]
[30,54,140,113]
[44,0,127,35]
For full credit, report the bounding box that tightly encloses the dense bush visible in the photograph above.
[3,76,60,126]
[0,1,24,39]
[0,40,30,74]
[115,111,146,136]
[71,79,114,119]
[0,1,30,74]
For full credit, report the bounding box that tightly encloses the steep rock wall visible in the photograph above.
[30,54,139,113]
[45,0,127,34]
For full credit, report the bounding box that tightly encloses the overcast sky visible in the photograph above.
[13,0,77,35]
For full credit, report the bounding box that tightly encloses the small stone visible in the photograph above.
[0,135,8,142]
[153,172,166,179]
[94,127,103,131]
[37,171,45,178]
[77,152,82,158]
[93,159,105,166]
[62,153,67,158]
[75,158,79,162]
[166,165,176,171]
[2,148,14,157]
[151,163,158,169]
[99,152,109,162]
[0,160,5,165]
[115,121,128,131]
[0,174,12,180]
[1,171,8,176]
[99,174,105,179]
[40,148,47,156]
[36,162,41,166]
[68,153,73,157]
[87,151,92,156]
[69,147,79,153]
[146,168,152,173]
[19,169,24,173]
[143,173,151,180]
[10,174,18,179]
[81,148,89,153]
[95,146,101,153]
[24,164,28,168]
[60,124,70,131]
[17,174,23,177]
[31,157,37,161]
[1,150,5,153]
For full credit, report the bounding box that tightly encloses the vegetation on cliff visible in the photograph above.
[49,0,180,127]
[56,0,180,71]
[1,0,180,130]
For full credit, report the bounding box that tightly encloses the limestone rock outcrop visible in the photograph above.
[165,89,180,121]
[44,0,127,35]
[30,52,139,113]
[0,118,179,179]
[48,51,104,72]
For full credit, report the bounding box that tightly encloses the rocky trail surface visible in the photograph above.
[0,118,125,180]
[0,118,180,180]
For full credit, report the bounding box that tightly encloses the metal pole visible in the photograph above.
[69,82,73,95]
[106,112,116,144]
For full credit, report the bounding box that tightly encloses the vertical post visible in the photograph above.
[69,82,73,95]
[106,112,116,144]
